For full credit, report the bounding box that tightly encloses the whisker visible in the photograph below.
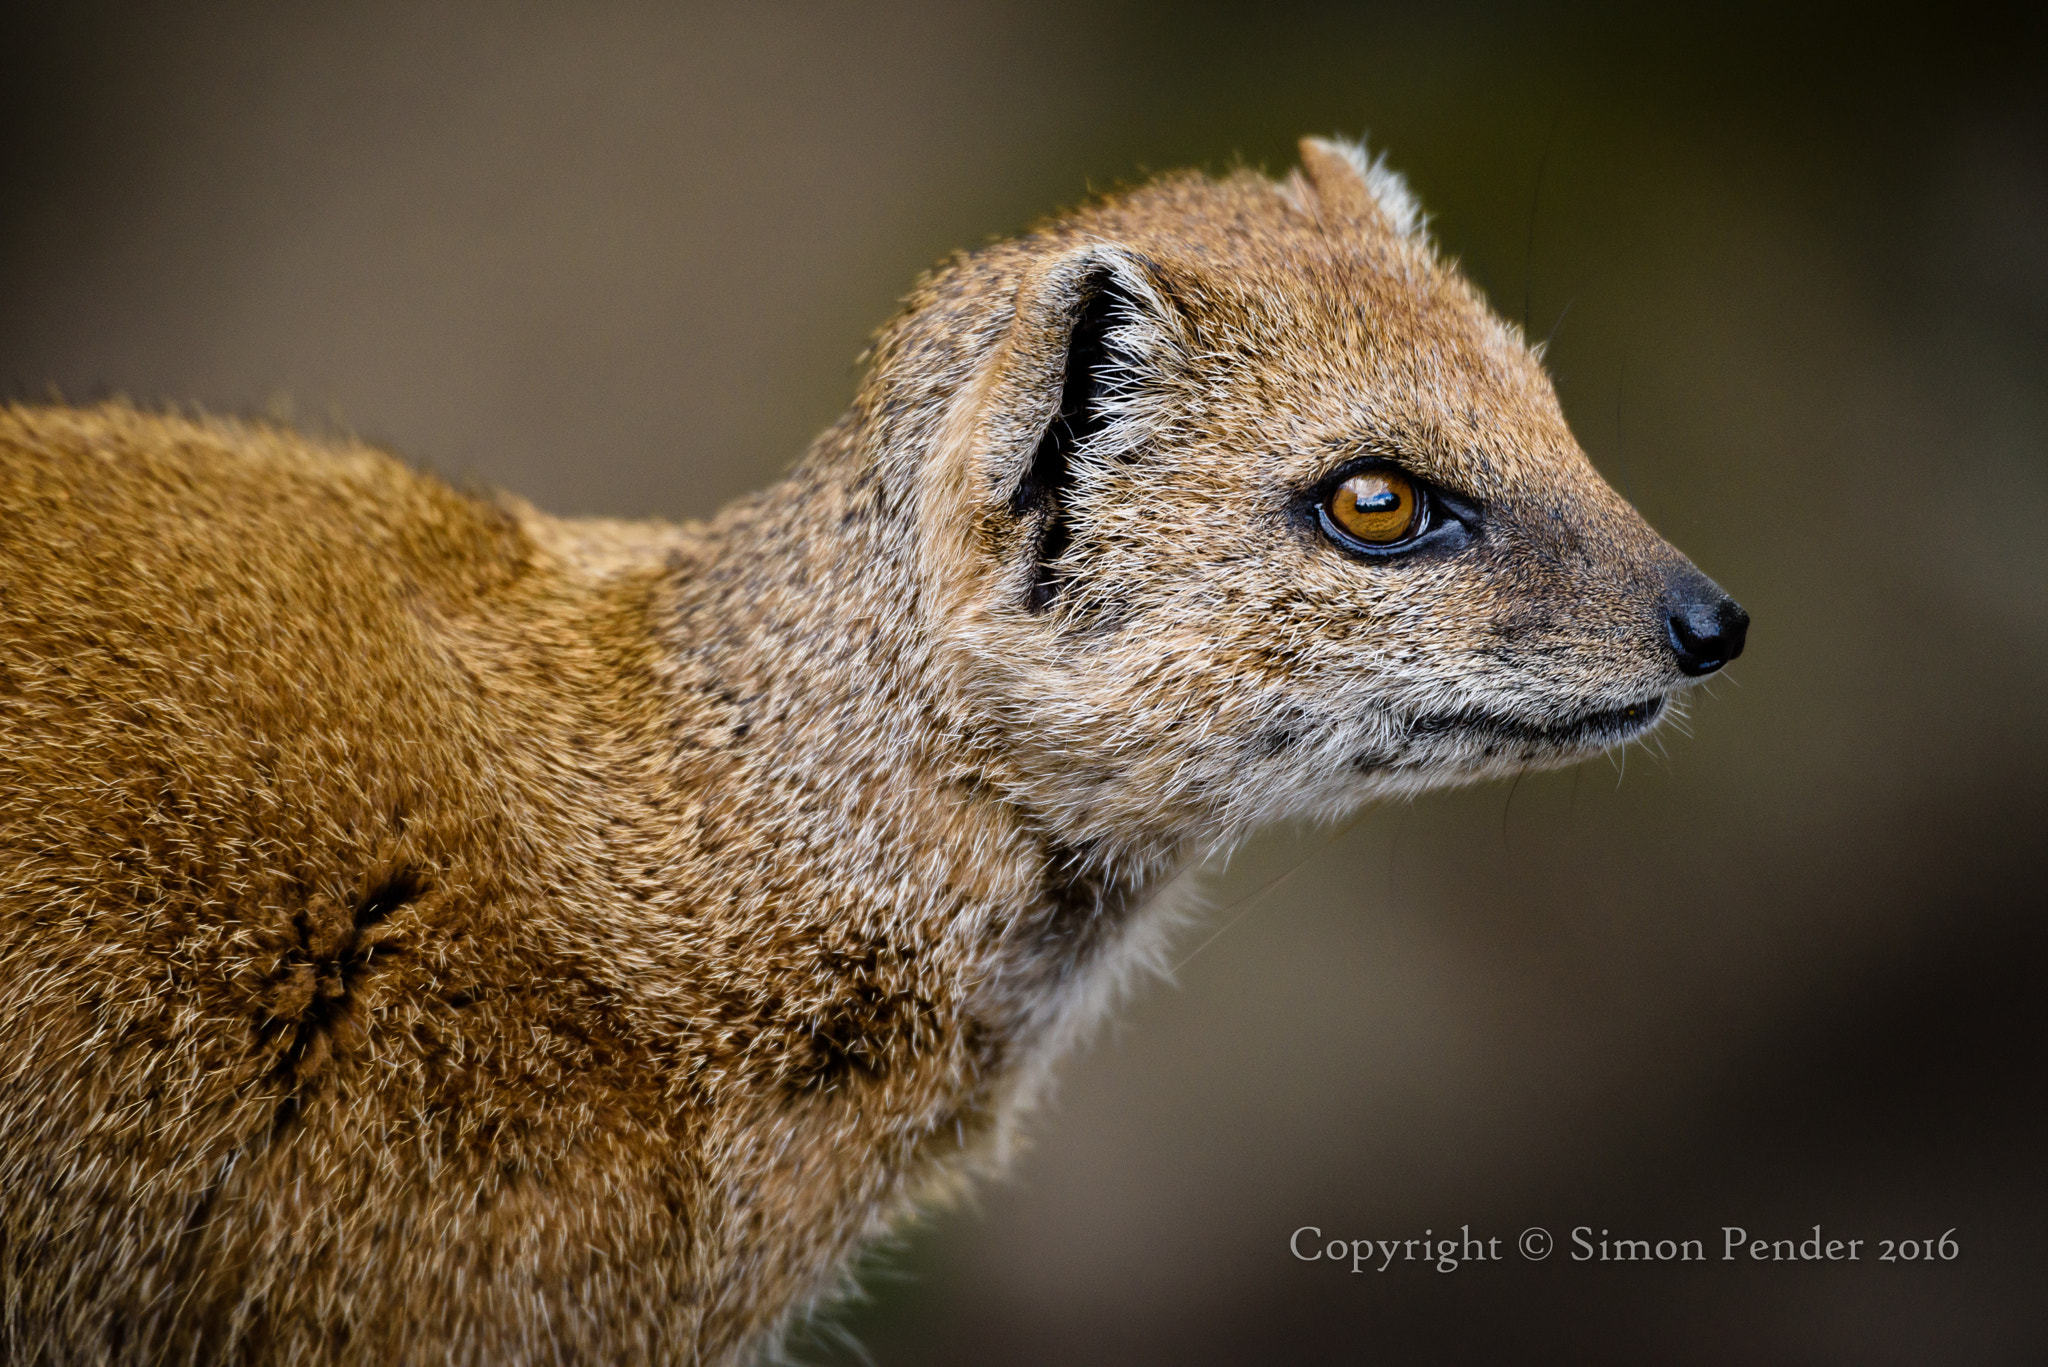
[1171,809,1369,973]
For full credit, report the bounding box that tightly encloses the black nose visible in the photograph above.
[1663,569,1749,677]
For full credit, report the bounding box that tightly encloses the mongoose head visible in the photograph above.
[883,137,1747,861]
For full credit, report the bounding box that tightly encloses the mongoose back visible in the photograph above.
[0,138,1747,1364]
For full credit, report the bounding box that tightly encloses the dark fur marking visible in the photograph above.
[1256,727,1299,757]
[1029,838,1138,975]
[794,941,938,1093]
[690,938,937,1097]
[127,872,432,1361]
[265,869,425,1113]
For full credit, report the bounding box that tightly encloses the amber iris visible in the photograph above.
[1327,469,1421,545]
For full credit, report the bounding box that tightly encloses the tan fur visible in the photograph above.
[0,139,1742,1364]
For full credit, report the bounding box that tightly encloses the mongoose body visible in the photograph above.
[0,140,1745,1364]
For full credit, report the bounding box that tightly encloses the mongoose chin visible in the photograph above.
[0,136,1746,1364]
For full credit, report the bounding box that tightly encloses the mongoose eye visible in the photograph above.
[1325,470,1422,546]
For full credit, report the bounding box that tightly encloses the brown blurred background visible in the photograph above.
[5,2,2044,1363]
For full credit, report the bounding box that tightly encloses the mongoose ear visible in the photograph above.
[972,245,1188,613]
[1293,135,1425,239]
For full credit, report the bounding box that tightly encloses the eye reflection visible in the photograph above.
[1327,470,1421,545]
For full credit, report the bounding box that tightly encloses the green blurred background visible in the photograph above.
[4,3,2043,1362]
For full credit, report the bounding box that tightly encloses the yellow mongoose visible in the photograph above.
[0,138,1744,1364]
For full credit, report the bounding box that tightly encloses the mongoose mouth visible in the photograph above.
[1412,692,1670,753]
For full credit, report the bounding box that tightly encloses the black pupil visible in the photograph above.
[1357,488,1401,514]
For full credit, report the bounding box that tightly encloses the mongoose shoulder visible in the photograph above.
[0,138,1746,1364]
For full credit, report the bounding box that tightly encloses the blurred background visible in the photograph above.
[4,2,2043,1362]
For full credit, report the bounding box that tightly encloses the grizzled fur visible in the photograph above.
[0,139,1735,1364]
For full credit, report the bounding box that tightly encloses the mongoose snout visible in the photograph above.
[0,135,1748,1365]
[1661,564,1751,676]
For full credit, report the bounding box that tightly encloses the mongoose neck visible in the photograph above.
[651,439,1187,1051]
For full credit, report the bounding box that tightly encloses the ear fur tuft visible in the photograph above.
[1296,135,1426,240]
